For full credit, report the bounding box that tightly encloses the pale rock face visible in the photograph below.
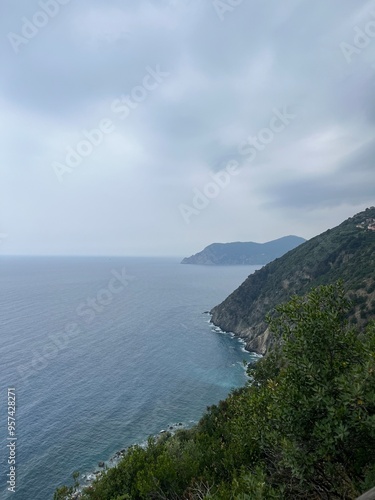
[210,307,271,355]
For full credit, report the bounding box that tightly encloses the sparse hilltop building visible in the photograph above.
[356,217,375,231]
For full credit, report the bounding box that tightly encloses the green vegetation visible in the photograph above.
[211,207,375,352]
[55,283,375,499]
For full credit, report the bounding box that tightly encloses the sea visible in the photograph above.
[0,256,261,499]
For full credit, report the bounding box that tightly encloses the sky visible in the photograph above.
[1,0,375,257]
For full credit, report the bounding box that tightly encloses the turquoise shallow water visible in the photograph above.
[0,256,260,499]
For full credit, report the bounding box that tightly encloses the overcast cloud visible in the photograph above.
[1,0,375,256]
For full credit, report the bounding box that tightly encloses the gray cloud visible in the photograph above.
[1,0,375,256]
[265,136,375,209]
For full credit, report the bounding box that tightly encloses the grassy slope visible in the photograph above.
[210,207,375,353]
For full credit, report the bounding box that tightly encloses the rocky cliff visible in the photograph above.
[210,207,375,354]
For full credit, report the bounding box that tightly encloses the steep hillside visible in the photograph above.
[210,207,375,354]
[181,236,305,265]
[55,284,375,500]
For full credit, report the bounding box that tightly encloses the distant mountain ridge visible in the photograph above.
[181,236,306,265]
[210,207,375,355]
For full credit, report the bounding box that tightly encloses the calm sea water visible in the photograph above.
[0,257,260,499]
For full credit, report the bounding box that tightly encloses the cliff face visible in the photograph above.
[181,236,306,265]
[210,207,375,354]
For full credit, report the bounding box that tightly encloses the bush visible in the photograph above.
[56,283,375,499]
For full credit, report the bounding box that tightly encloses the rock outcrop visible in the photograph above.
[182,236,306,266]
[211,207,375,354]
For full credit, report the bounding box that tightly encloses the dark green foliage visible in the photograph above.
[54,471,80,500]
[257,284,375,498]
[56,283,375,499]
[211,208,375,346]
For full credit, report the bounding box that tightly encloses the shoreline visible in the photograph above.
[71,419,197,498]
[207,310,268,357]
[66,316,261,499]
[205,311,263,363]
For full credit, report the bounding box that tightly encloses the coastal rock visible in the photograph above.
[182,236,305,266]
[211,207,375,355]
